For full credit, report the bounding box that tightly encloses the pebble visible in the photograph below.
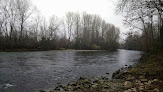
[139,76,145,79]
[139,83,144,86]
[145,85,150,90]
[154,88,160,92]
[131,88,137,91]
[124,81,133,88]
[148,80,152,84]
[106,73,109,75]
[91,84,98,88]
[39,90,46,92]
[140,85,144,88]
[139,87,144,91]
[126,76,135,81]
[135,80,140,83]
[141,79,148,82]
[124,90,129,92]
[153,79,159,82]
[144,82,148,85]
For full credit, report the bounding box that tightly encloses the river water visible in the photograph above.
[0,49,142,92]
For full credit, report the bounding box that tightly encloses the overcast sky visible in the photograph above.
[32,0,127,40]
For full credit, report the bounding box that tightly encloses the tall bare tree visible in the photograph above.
[74,13,81,49]
[117,0,163,51]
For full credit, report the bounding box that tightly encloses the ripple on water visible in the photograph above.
[0,50,143,92]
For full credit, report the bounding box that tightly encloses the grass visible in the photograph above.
[129,51,163,80]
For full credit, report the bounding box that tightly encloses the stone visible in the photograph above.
[71,84,77,86]
[124,81,133,89]
[139,83,144,86]
[145,85,150,90]
[128,75,132,77]
[135,83,139,85]
[139,85,144,88]
[91,84,98,89]
[139,76,145,79]
[124,90,130,92]
[153,79,159,82]
[148,80,152,84]
[139,87,144,91]
[154,88,160,92]
[103,86,110,89]
[3,83,14,89]
[135,80,140,83]
[126,76,134,81]
[144,82,148,85]
[131,88,137,91]
[101,77,108,80]
[102,88,108,92]
[39,90,46,92]
[141,79,148,82]
[128,89,132,91]
[106,73,109,75]
[54,87,61,91]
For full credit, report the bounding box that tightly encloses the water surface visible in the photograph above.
[0,49,142,92]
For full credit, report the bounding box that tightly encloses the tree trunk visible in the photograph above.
[160,22,163,50]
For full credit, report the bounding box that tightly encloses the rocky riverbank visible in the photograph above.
[39,52,163,92]
[47,70,162,92]
[39,75,162,92]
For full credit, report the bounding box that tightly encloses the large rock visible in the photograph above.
[124,81,133,89]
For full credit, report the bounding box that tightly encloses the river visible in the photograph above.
[0,49,142,92]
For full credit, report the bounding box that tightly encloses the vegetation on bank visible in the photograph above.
[130,51,163,80]
[113,51,163,91]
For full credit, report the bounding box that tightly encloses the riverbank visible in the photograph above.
[0,49,106,52]
[39,51,163,92]
[0,49,51,52]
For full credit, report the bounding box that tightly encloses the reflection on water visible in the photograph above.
[0,49,142,92]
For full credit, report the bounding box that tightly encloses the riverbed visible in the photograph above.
[0,49,142,92]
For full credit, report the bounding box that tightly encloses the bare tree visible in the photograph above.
[81,12,92,49]
[66,12,74,41]
[92,15,102,45]
[73,13,81,49]
[0,0,120,51]
[48,15,60,40]
[15,0,33,40]
[65,12,74,48]
[116,0,163,51]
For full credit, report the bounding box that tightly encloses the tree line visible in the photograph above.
[117,0,163,51]
[0,0,120,50]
